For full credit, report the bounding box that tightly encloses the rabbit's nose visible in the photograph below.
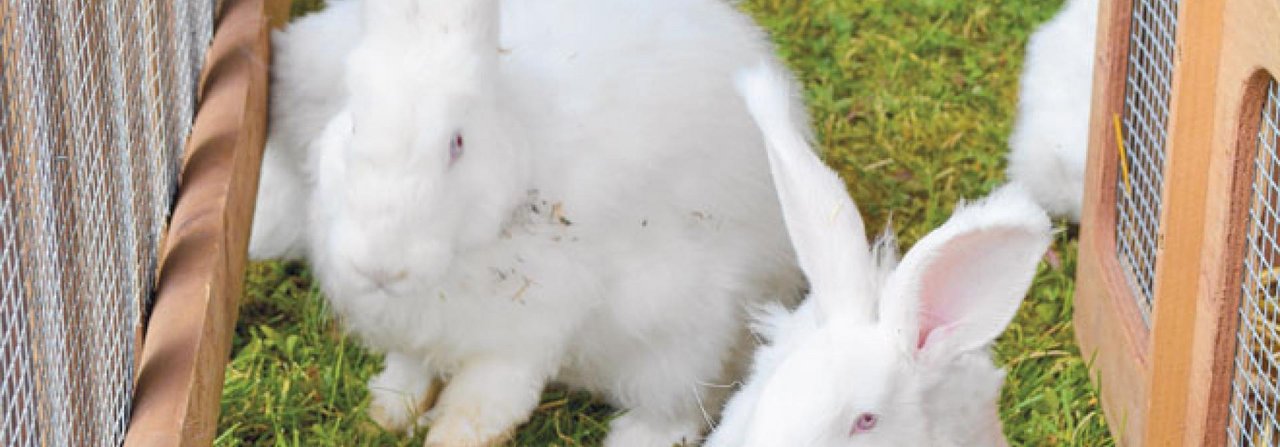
[351,262,409,290]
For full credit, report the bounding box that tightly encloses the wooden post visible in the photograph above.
[1183,0,1280,444]
[1141,0,1227,445]
[1074,0,1152,443]
[121,0,284,444]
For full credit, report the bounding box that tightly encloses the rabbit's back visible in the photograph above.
[502,0,792,237]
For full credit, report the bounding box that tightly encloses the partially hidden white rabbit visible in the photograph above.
[249,0,362,260]
[1006,0,1099,222]
[303,0,804,446]
[707,63,1052,447]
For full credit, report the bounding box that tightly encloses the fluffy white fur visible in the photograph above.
[259,1,807,445]
[1006,0,1099,222]
[249,0,362,260]
[708,64,1053,447]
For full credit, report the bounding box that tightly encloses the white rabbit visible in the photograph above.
[707,63,1052,447]
[249,0,361,260]
[1006,0,1099,222]
[306,0,803,446]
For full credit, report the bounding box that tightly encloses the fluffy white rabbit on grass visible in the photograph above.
[1006,0,1099,222]
[707,63,1053,447]
[255,0,809,445]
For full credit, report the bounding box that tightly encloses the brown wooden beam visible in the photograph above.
[1075,0,1151,443]
[1141,0,1227,444]
[123,0,285,444]
[1183,0,1280,444]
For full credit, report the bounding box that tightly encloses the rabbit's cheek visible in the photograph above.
[445,187,518,249]
[404,242,454,288]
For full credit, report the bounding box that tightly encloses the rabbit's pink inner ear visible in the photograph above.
[916,283,961,351]
[917,310,950,350]
[910,230,1014,355]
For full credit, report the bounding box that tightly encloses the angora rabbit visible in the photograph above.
[1006,0,1100,222]
[301,0,805,446]
[707,63,1052,447]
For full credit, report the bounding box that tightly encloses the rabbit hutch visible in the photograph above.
[1075,0,1280,444]
[0,0,285,444]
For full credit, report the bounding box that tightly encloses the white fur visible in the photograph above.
[249,0,362,260]
[1006,0,1099,222]
[279,1,805,445]
[709,64,1052,447]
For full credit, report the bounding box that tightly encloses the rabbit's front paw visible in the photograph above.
[604,412,701,447]
[369,380,441,433]
[367,353,441,432]
[422,410,513,447]
[422,358,545,447]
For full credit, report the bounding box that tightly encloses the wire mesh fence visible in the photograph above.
[1114,0,1179,326]
[1228,79,1280,447]
[1,0,218,445]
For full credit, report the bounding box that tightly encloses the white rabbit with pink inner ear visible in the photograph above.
[708,63,1053,447]
[303,0,806,445]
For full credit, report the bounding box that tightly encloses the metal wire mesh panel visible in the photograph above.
[0,0,217,444]
[1228,80,1280,447]
[1114,0,1179,325]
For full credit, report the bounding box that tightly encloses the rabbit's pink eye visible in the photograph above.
[850,413,878,435]
[449,133,464,164]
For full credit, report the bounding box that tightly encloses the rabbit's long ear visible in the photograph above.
[736,63,875,322]
[880,184,1051,360]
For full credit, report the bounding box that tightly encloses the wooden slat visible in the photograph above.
[1183,0,1280,443]
[1074,0,1153,443]
[122,0,282,444]
[1140,0,1228,444]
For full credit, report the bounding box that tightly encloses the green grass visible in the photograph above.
[217,0,1113,445]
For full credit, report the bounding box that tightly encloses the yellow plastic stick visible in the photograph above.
[1114,114,1133,195]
